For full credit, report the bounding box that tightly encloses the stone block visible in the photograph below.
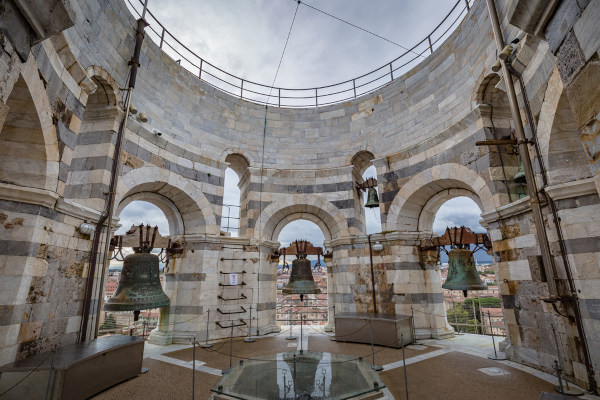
[574,0,600,60]
[566,62,600,128]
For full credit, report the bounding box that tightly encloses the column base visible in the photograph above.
[414,326,455,340]
[324,321,335,332]
[147,328,173,345]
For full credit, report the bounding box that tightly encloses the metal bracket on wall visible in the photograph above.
[217,307,247,315]
[218,294,248,301]
[215,320,247,329]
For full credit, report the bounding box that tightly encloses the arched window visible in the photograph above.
[276,220,328,330]
[221,154,250,237]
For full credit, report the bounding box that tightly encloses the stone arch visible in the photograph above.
[0,57,59,192]
[224,153,250,178]
[218,148,255,169]
[254,194,350,241]
[116,166,218,235]
[272,212,332,242]
[349,150,376,177]
[49,33,97,95]
[115,192,185,235]
[64,67,122,209]
[472,72,501,106]
[418,188,483,232]
[386,163,496,232]
[537,69,591,185]
[85,66,121,108]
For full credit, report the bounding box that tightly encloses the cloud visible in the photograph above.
[277,220,325,249]
[116,201,170,236]
[130,0,459,92]
[432,197,484,234]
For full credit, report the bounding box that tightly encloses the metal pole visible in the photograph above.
[452,293,460,334]
[485,0,558,298]
[554,360,565,395]
[401,334,409,400]
[470,294,477,334]
[489,312,497,357]
[300,300,304,353]
[200,310,212,348]
[141,0,149,20]
[44,350,56,400]
[477,294,485,334]
[369,315,383,371]
[368,234,378,314]
[487,310,506,360]
[229,321,234,370]
[244,305,256,343]
[192,338,196,400]
[551,324,583,396]
[411,305,416,342]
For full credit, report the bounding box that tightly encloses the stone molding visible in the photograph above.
[480,196,532,224]
[544,177,598,201]
[482,177,598,224]
[0,182,59,209]
[326,231,432,249]
[55,198,103,222]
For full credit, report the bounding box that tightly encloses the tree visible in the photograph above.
[99,313,117,332]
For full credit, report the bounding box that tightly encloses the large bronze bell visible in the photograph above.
[283,257,321,297]
[104,252,170,312]
[442,248,487,297]
[364,187,380,208]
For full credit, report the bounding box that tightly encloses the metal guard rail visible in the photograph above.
[126,0,473,108]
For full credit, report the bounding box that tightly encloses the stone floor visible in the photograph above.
[92,327,599,400]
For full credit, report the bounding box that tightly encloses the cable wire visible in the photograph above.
[266,1,301,102]
[0,350,56,398]
[296,0,424,59]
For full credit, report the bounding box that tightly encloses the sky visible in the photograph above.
[117,1,486,259]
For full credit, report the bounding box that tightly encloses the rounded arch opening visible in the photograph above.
[276,219,329,330]
[101,200,171,338]
[0,74,57,191]
[221,153,250,237]
[255,194,349,242]
[431,196,502,336]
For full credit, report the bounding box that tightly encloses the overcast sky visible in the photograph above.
[118,0,483,251]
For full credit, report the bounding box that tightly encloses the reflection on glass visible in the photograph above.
[211,351,385,399]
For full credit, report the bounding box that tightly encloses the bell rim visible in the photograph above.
[103,298,170,312]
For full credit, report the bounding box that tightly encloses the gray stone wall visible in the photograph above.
[0,0,599,391]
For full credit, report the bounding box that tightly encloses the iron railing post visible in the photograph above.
[159,28,165,49]
[353,79,357,98]
[389,63,394,81]
[240,79,244,99]
[315,88,318,107]
[199,59,203,79]
[428,36,433,53]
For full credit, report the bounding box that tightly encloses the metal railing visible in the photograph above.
[220,204,240,235]
[126,0,473,108]
[444,289,506,336]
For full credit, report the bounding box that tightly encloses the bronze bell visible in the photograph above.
[364,187,380,208]
[104,252,170,312]
[513,163,526,184]
[283,257,321,298]
[442,248,487,297]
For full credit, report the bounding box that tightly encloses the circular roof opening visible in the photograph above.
[126,0,473,107]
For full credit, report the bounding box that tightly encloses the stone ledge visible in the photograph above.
[0,183,59,209]
[544,177,598,201]
[55,198,103,222]
[481,196,532,224]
